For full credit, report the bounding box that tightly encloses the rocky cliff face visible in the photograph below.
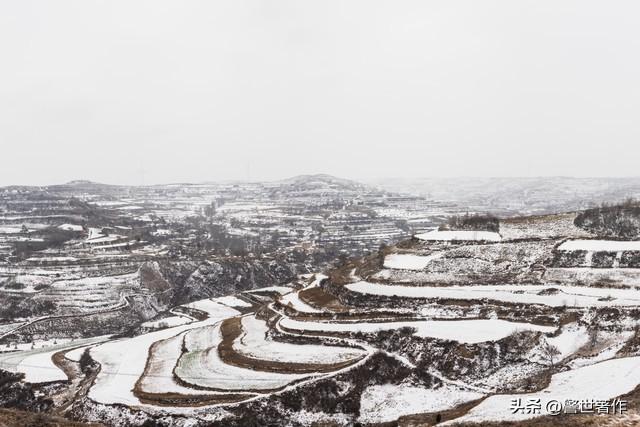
[160,256,308,305]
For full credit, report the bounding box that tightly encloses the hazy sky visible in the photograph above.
[1,1,639,186]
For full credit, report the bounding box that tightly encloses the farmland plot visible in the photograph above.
[175,324,311,391]
[383,253,444,270]
[0,336,106,383]
[447,356,640,424]
[415,230,502,242]
[279,317,555,344]
[559,239,640,252]
[359,383,484,423]
[345,281,640,307]
[280,291,324,313]
[234,315,363,364]
[141,316,192,329]
[137,333,224,396]
[88,301,239,405]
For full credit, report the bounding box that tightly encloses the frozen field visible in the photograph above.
[383,253,444,270]
[175,324,310,391]
[359,384,483,423]
[0,336,106,383]
[346,281,640,307]
[279,291,324,313]
[280,318,555,344]
[141,315,192,329]
[559,239,640,252]
[448,356,640,424]
[137,333,215,396]
[89,301,239,405]
[234,316,363,363]
[216,295,252,308]
[415,230,502,242]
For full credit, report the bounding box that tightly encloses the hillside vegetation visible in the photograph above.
[575,199,640,239]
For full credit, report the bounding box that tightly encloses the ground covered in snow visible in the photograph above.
[6,211,640,426]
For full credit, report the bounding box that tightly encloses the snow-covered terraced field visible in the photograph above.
[141,315,192,329]
[545,267,640,287]
[359,384,484,423]
[559,239,640,252]
[175,324,311,391]
[89,300,239,405]
[31,272,139,312]
[383,253,444,270]
[246,286,294,295]
[415,230,502,242]
[234,316,363,363]
[0,336,106,383]
[279,318,556,344]
[137,333,216,396]
[346,281,640,307]
[280,291,324,313]
[499,213,594,240]
[447,356,640,424]
[216,295,252,308]
[6,193,640,426]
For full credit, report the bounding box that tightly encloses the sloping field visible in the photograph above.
[415,230,502,242]
[10,211,640,426]
[280,291,324,313]
[279,317,556,344]
[233,315,364,364]
[89,300,239,405]
[559,239,640,252]
[359,383,484,423]
[345,281,640,307]
[447,356,640,424]
[0,336,106,383]
[174,324,311,391]
[135,332,256,406]
[383,253,444,270]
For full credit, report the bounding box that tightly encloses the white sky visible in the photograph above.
[1,1,639,186]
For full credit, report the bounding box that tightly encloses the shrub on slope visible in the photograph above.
[575,199,640,239]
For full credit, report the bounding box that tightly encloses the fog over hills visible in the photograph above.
[7,174,640,217]
[370,176,640,215]
[16,174,640,215]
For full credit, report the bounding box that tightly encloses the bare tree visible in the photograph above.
[541,340,561,368]
[588,326,599,350]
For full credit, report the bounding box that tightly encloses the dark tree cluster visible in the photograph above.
[547,250,587,268]
[0,296,56,321]
[0,370,53,412]
[443,213,500,233]
[591,251,618,268]
[575,199,640,239]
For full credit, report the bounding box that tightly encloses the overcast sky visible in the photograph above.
[1,1,639,186]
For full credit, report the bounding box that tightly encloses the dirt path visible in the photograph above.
[50,347,100,415]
